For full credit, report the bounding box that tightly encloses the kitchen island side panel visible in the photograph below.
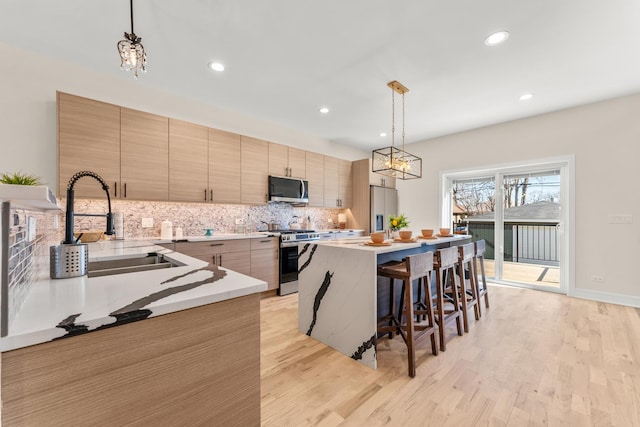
[2,293,261,426]
[298,244,377,368]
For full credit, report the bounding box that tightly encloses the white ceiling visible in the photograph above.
[2,0,640,151]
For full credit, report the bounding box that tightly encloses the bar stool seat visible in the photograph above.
[377,251,439,377]
[433,247,464,351]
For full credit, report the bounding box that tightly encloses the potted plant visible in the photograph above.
[0,171,43,186]
[388,214,409,238]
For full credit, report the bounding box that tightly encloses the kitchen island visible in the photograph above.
[2,239,267,426]
[298,234,471,369]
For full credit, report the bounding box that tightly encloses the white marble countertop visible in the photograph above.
[2,240,267,352]
[314,234,471,254]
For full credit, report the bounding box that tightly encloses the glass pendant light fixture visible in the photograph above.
[117,0,146,79]
[372,80,422,180]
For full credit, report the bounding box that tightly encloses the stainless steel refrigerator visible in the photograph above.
[370,186,398,232]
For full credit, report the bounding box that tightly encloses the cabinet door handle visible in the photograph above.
[210,189,213,202]
[114,182,117,197]
[210,243,224,247]
[212,255,217,266]
[218,254,222,265]
[204,189,208,201]
[260,239,271,243]
[124,183,127,198]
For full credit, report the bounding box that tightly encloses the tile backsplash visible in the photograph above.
[63,199,351,240]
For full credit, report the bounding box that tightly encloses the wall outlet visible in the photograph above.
[591,275,604,283]
[141,217,154,228]
[235,218,244,225]
[608,214,633,224]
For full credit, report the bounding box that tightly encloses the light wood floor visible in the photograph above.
[484,260,560,288]
[260,285,640,426]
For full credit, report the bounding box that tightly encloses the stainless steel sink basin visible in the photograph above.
[87,253,184,278]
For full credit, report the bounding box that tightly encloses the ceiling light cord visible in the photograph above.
[129,0,135,35]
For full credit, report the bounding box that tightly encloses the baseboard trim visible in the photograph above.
[572,288,640,308]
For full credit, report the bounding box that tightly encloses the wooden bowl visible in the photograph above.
[421,229,434,238]
[399,230,413,240]
[439,228,451,236]
[370,232,385,243]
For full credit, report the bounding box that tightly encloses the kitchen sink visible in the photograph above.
[87,253,185,278]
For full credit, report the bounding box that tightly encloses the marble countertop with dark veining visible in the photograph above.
[2,240,267,352]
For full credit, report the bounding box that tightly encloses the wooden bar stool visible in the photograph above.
[474,240,490,313]
[458,243,480,332]
[377,251,439,377]
[433,247,464,351]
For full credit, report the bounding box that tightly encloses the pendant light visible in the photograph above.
[372,80,422,180]
[117,0,147,79]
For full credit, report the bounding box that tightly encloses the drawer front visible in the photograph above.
[250,237,277,250]
[176,239,251,256]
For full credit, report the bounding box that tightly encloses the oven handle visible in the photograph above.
[280,240,319,248]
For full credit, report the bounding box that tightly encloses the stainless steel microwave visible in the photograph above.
[268,176,309,204]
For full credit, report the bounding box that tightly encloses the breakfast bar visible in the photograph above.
[297,234,471,369]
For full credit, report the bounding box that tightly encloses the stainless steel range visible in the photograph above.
[278,230,320,296]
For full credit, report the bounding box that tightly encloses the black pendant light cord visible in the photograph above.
[129,0,135,35]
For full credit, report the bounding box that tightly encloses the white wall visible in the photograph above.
[0,43,367,189]
[398,93,640,301]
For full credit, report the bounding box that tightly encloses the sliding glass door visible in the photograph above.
[445,159,571,294]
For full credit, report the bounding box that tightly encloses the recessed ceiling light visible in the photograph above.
[208,62,225,72]
[319,107,330,114]
[379,132,387,137]
[519,93,534,101]
[484,31,509,46]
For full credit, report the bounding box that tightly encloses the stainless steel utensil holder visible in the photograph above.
[50,243,88,279]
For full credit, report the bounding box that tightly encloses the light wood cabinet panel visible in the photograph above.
[250,237,278,290]
[169,119,208,202]
[268,142,289,177]
[324,155,340,207]
[305,151,325,207]
[209,129,241,204]
[121,108,169,200]
[218,251,252,276]
[288,147,306,178]
[339,159,353,208]
[57,92,121,198]
[241,136,269,204]
[2,294,260,426]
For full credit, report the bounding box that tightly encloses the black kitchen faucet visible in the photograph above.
[63,171,115,244]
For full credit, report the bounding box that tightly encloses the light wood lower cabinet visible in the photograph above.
[1,293,261,426]
[171,237,278,290]
[250,237,278,291]
[175,239,251,276]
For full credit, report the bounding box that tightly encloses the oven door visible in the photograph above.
[279,243,299,295]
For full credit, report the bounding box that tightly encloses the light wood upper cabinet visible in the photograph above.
[209,129,241,204]
[323,156,352,208]
[120,108,169,201]
[305,151,324,207]
[169,119,208,202]
[268,143,306,178]
[339,159,353,208]
[57,92,121,198]
[268,143,288,177]
[241,136,269,204]
[287,147,306,178]
[323,156,340,207]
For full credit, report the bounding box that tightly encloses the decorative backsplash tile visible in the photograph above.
[2,208,58,327]
[61,199,351,240]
